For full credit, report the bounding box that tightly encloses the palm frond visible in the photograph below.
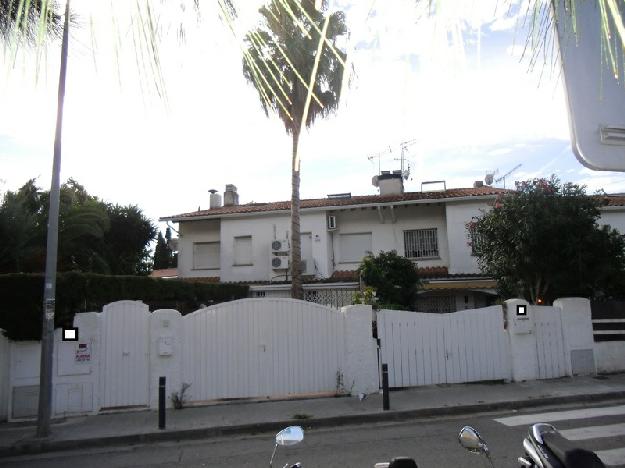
[241,0,349,134]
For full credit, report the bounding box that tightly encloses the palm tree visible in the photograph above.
[0,0,63,43]
[242,0,348,299]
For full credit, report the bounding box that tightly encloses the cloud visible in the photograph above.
[490,16,519,32]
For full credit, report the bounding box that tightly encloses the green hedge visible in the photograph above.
[0,273,249,341]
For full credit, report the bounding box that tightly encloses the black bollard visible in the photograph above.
[158,376,166,429]
[382,363,390,411]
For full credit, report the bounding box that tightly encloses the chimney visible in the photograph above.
[372,172,404,196]
[223,184,239,206]
[473,180,484,188]
[209,189,222,209]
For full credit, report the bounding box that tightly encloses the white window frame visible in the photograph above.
[404,228,439,259]
[233,235,253,266]
[192,242,220,270]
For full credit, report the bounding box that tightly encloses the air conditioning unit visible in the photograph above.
[327,215,337,230]
[271,256,289,270]
[271,239,289,252]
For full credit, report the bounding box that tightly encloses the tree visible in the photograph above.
[153,227,176,270]
[0,179,45,273]
[0,179,156,275]
[358,250,422,310]
[242,0,348,299]
[101,204,156,276]
[467,176,625,304]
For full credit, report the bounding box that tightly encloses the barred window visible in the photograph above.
[470,230,484,256]
[404,228,439,259]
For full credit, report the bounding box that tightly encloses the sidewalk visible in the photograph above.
[2,373,625,457]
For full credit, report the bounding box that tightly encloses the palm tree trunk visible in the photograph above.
[290,127,303,299]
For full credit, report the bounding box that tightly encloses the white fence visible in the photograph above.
[181,299,347,401]
[377,306,510,387]
[4,300,378,420]
[2,297,622,421]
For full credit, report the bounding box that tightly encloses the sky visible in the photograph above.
[2,0,625,236]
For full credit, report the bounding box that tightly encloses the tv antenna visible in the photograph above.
[495,164,522,189]
[394,138,417,180]
[368,146,393,175]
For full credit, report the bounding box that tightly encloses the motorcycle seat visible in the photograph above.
[542,432,606,468]
[388,457,418,468]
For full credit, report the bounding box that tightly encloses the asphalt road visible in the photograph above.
[2,401,625,468]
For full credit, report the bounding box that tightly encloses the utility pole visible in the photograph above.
[37,0,70,438]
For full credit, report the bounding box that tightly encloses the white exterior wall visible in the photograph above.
[554,298,596,375]
[8,313,102,420]
[598,207,625,234]
[594,342,625,373]
[445,201,490,274]
[178,220,221,278]
[219,212,330,282]
[331,204,449,271]
[0,331,9,421]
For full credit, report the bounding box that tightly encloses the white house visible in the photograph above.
[160,176,625,312]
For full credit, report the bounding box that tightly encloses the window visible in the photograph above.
[404,228,439,259]
[470,230,484,256]
[339,232,372,263]
[233,236,253,266]
[193,242,220,270]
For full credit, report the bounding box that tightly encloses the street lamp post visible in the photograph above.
[36,0,70,438]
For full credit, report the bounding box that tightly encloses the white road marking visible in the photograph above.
[559,423,625,440]
[494,405,625,427]
[595,447,625,466]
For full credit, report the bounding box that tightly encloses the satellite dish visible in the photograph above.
[555,0,625,171]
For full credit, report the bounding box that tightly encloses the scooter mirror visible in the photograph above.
[458,426,489,454]
[276,426,304,446]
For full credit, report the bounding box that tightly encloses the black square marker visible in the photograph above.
[62,327,79,341]
[516,304,527,316]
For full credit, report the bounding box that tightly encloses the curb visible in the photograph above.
[2,390,625,458]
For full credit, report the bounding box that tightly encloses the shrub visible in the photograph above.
[0,273,249,340]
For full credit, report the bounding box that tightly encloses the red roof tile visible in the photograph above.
[149,268,178,278]
[604,196,625,207]
[162,187,512,220]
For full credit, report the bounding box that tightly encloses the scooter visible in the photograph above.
[458,424,606,468]
[269,425,304,468]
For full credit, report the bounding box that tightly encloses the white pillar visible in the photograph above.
[504,298,539,382]
[553,298,596,375]
[342,305,379,395]
[150,309,183,409]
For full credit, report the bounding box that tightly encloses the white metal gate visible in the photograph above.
[534,306,569,379]
[181,298,346,401]
[100,301,150,408]
[377,306,510,387]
